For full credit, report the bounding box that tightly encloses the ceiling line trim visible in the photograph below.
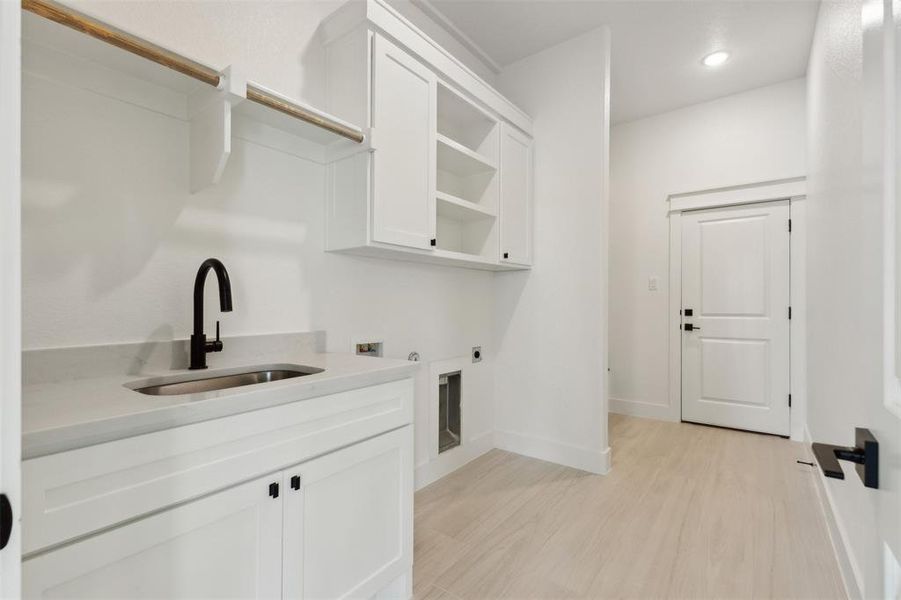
[410,0,502,74]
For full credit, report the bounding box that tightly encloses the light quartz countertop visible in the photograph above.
[23,341,418,459]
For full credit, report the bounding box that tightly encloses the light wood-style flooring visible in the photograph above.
[413,414,845,599]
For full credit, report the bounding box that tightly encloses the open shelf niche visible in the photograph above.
[435,82,499,261]
[21,0,366,193]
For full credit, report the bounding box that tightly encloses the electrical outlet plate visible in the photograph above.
[472,346,482,363]
[355,341,383,357]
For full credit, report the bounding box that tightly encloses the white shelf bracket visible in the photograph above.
[187,65,246,193]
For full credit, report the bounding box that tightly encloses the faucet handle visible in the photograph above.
[205,320,224,353]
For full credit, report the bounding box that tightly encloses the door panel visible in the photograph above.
[499,124,532,265]
[23,475,283,599]
[700,338,769,407]
[282,427,413,600]
[699,215,767,315]
[0,1,21,596]
[371,34,436,250]
[681,201,790,435]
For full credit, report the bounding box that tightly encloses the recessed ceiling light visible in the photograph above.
[702,51,730,67]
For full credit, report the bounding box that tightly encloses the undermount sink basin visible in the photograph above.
[131,365,325,396]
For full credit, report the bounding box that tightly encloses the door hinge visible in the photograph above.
[268,482,279,499]
[788,306,792,320]
[788,394,792,408]
[788,219,792,233]
[290,475,301,491]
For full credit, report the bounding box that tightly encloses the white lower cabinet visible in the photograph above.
[23,473,283,599]
[282,428,413,599]
[23,427,413,600]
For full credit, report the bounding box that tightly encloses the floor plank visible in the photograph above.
[413,414,845,599]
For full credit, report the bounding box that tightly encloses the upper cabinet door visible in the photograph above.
[22,475,283,599]
[371,34,436,250]
[499,124,533,266]
[282,427,413,600]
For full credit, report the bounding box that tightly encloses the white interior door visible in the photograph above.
[681,201,791,435]
[0,1,21,596]
[868,0,901,594]
[371,34,436,250]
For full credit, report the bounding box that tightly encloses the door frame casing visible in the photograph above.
[0,0,21,595]
[666,177,807,440]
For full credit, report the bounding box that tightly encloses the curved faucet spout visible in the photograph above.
[190,258,233,369]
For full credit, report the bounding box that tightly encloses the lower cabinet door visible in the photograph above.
[282,426,413,600]
[23,474,283,599]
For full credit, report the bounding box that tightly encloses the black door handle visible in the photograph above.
[0,494,12,550]
[683,323,701,331]
[812,428,879,489]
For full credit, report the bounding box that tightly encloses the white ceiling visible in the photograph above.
[419,0,820,123]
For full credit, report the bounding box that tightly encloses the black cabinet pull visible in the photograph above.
[290,475,301,491]
[503,252,509,259]
[268,482,279,498]
[0,494,11,550]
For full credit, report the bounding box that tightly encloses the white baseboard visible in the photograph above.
[372,568,411,600]
[493,429,610,474]
[804,425,863,600]
[609,397,677,422]
[414,431,494,490]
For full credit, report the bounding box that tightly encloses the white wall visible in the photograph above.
[608,78,806,421]
[61,0,497,108]
[492,28,611,474]
[385,0,498,84]
[806,1,900,597]
[21,0,497,486]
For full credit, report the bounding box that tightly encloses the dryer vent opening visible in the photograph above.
[438,371,461,453]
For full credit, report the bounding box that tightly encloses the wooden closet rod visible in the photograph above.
[246,84,365,144]
[22,0,221,87]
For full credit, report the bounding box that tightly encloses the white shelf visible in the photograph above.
[21,0,365,191]
[331,245,525,272]
[431,248,497,267]
[236,83,364,146]
[436,134,496,176]
[436,191,496,222]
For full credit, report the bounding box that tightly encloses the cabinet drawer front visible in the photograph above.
[282,427,413,600]
[24,474,283,599]
[24,378,413,555]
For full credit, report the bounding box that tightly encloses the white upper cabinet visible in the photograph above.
[322,0,533,271]
[499,124,534,266]
[371,35,436,250]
